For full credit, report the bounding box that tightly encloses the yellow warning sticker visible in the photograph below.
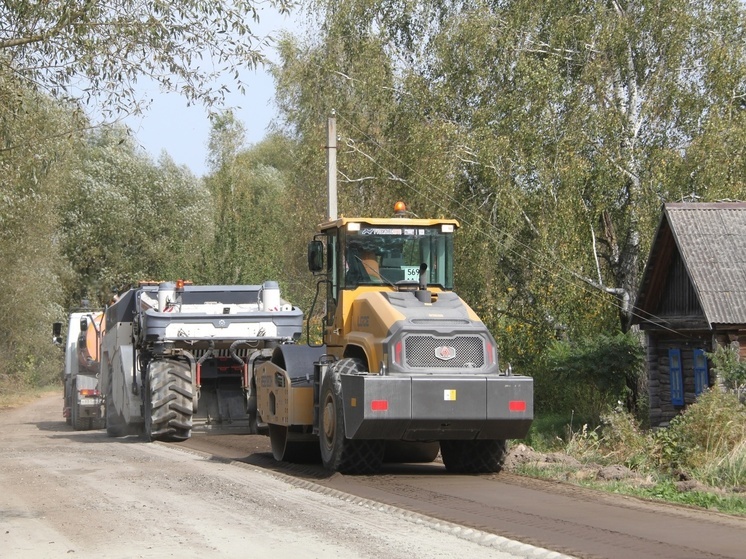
[350,397,357,407]
[444,389,457,401]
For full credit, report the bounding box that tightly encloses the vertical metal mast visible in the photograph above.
[327,111,337,221]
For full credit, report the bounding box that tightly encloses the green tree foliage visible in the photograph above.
[203,113,314,308]
[0,68,81,387]
[204,111,247,283]
[272,26,402,219]
[708,344,746,401]
[0,1,298,389]
[0,0,294,115]
[543,332,645,420]
[274,0,746,374]
[59,126,212,306]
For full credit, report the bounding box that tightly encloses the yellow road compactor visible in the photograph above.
[254,201,534,474]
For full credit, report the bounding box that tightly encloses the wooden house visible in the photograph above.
[632,202,746,427]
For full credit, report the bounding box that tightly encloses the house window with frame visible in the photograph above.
[693,348,709,396]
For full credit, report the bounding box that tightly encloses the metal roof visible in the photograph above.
[633,202,746,328]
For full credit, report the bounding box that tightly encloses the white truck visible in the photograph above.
[53,309,106,430]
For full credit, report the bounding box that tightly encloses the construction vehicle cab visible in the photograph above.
[53,308,106,430]
[309,210,461,370]
[257,201,533,474]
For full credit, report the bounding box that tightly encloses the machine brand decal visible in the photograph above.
[434,345,456,361]
[217,319,227,328]
[361,227,402,235]
[444,389,457,401]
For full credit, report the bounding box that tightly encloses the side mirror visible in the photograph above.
[52,322,63,346]
[308,240,324,272]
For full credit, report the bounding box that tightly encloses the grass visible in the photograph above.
[512,458,746,516]
[524,412,597,451]
[616,480,746,515]
[521,391,746,517]
[0,380,60,411]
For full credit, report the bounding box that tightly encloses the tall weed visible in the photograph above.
[565,406,653,470]
[700,440,746,489]
[563,390,746,485]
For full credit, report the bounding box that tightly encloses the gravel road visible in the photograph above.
[0,393,566,559]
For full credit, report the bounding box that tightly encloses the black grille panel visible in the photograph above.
[403,335,485,368]
[192,348,253,359]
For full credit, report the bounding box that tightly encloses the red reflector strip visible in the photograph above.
[509,400,526,412]
[371,400,388,411]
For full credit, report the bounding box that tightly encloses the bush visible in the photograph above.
[709,344,746,401]
[560,389,746,488]
[655,389,746,482]
[597,406,654,470]
[542,332,645,422]
[525,412,596,452]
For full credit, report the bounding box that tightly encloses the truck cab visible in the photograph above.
[53,310,105,430]
[308,208,497,379]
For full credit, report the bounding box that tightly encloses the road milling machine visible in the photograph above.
[53,308,106,430]
[253,202,534,474]
[100,280,303,441]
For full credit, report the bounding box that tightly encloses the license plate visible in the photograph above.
[79,398,100,406]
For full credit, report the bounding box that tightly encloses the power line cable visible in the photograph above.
[334,111,688,338]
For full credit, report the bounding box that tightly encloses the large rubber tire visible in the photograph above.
[145,360,193,442]
[440,439,507,474]
[319,358,384,474]
[64,382,72,426]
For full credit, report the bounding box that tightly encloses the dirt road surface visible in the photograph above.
[0,393,566,559]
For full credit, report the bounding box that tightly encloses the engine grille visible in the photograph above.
[403,335,485,369]
[192,348,253,360]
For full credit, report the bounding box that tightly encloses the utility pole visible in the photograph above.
[327,111,337,221]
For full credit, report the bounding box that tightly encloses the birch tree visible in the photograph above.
[1,0,294,115]
[275,0,746,344]
[59,126,212,304]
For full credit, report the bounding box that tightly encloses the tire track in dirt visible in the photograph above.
[180,433,746,559]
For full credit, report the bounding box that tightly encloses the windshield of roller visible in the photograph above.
[343,224,454,289]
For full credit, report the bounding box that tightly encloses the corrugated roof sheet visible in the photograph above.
[666,203,746,326]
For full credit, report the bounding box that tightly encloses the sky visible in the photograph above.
[123,6,300,178]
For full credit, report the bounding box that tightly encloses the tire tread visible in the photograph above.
[146,360,194,442]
